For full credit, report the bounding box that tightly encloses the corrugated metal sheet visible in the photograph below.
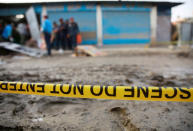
[156,6,171,42]
[180,23,193,42]
[102,5,151,44]
[157,15,171,42]
[0,0,184,4]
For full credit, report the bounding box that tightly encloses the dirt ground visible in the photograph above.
[0,47,193,131]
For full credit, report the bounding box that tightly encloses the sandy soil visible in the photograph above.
[0,48,193,131]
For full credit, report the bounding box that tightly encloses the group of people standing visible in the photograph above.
[0,15,79,56]
[42,15,79,56]
[0,21,29,44]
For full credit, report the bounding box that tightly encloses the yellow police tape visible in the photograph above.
[0,81,193,102]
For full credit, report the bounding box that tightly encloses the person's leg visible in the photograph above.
[70,36,74,50]
[61,33,65,50]
[68,37,72,50]
[44,34,48,55]
[58,33,63,50]
[20,34,25,44]
[58,36,62,50]
[72,35,78,56]
[72,35,77,50]
[55,34,60,50]
[45,33,51,56]
[68,36,72,50]
[47,33,51,55]
[58,34,64,53]
[52,38,56,49]
[64,35,68,50]
[3,37,10,42]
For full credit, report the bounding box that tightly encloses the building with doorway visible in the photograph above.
[0,0,182,46]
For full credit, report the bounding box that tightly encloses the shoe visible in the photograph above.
[59,49,64,54]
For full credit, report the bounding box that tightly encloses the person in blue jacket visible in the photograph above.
[2,21,12,42]
[42,15,52,56]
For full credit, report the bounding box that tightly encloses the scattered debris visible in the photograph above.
[32,118,43,122]
[125,79,133,84]
[76,45,106,57]
[0,49,193,130]
[178,52,190,57]
[149,74,177,86]
[12,56,31,60]
[164,80,176,86]
[151,75,164,82]
[0,59,6,65]
[12,104,26,115]
[26,7,42,48]
[177,49,193,58]
[0,42,46,57]
[110,107,124,112]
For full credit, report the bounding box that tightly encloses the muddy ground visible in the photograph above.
[0,48,193,131]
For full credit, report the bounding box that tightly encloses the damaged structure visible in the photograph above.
[0,0,183,46]
[0,42,45,57]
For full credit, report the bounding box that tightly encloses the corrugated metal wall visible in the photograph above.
[47,5,97,45]
[102,5,151,44]
[180,22,193,42]
[156,6,171,42]
[47,4,151,45]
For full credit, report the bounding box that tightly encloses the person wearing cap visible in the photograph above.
[42,15,52,56]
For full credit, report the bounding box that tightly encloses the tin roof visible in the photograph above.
[0,0,184,4]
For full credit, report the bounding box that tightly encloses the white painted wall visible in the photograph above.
[96,4,103,47]
[150,6,157,43]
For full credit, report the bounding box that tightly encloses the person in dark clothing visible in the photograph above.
[67,17,79,51]
[58,18,68,52]
[0,24,3,36]
[12,24,21,44]
[51,22,59,49]
[58,18,64,52]
[64,20,69,49]
[42,15,52,56]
